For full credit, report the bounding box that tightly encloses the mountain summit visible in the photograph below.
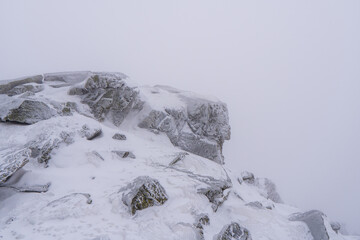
[0,72,358,240]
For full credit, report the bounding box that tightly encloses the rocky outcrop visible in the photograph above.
[0,99,56,124]
[214,222,252,240]
[289,210,330,240]
[0,75,43,94]
[68,72,143,126]
[0,149,30,184]
[120,176,168,215]
[44,72,89,88]
[138,86,230,164]
[7,84,44,97]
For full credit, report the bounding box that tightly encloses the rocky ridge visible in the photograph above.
[0,72,358,240]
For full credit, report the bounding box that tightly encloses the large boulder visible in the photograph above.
[138,86,230,164]
[289,210,330,240]
[120,176,168,215]
[0,99,56,124]
[214,222,252,240]
[68,72,143,126]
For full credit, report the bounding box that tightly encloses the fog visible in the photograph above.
[1,0,359,234]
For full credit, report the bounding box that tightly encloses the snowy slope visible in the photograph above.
[0,72,358,240]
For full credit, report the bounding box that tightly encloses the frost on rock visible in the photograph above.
[0,75,43,94]
[120,176,168,215]
[197,179,231,212]
[6,84,44,97]
[138,87,230,164]
[112,133,127,140]
[112,150,136,159]
[194,214,210,240]
[240,171,255,184]
[80,124,102,140]
[245,201,264,210]
[255,178,283,204]
[0,149,30,184]
[35,193,93,221]
[239,171,283,204]
[330,222,341,234]
[214,222,252,240]
[44,71,90,88]
[289,210,330,240]
[68,72,143,126]
[27,131,75,164]
[0,99,56,124]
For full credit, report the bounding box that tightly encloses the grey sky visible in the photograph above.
[1,0,359,234]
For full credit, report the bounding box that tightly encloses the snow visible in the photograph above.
[0,73,357,240]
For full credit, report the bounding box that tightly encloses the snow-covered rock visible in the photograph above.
[119,176,168,215]
[0,72,357,240]
[214,222,252,240]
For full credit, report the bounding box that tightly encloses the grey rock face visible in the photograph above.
[214,222,252,240]
[120,176,168,215]
[138,88,230,164]
[69,72,143,126]
[0,149,30,184]
[0,75,43,94]
[0,100,56,124]
[289,210,329,240]
[112,133,127,140]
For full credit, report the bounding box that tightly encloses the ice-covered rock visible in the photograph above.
[69,72,143,126]
[112,150,136,159]
[120,176,168,215]
[6,84,44,96]
[289,210,330,240]
[255,178,283,203]
[214,222,252,240]
[112,133,127,140]
[0,75,43,94]
[138,86,230,164]
[0,99,56,124]
[240,171,255,184]
[330,222,341,234]
[80,124,102,140]
[197,180,231,212]
[194,214,210,240]
[0,149,30,184]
